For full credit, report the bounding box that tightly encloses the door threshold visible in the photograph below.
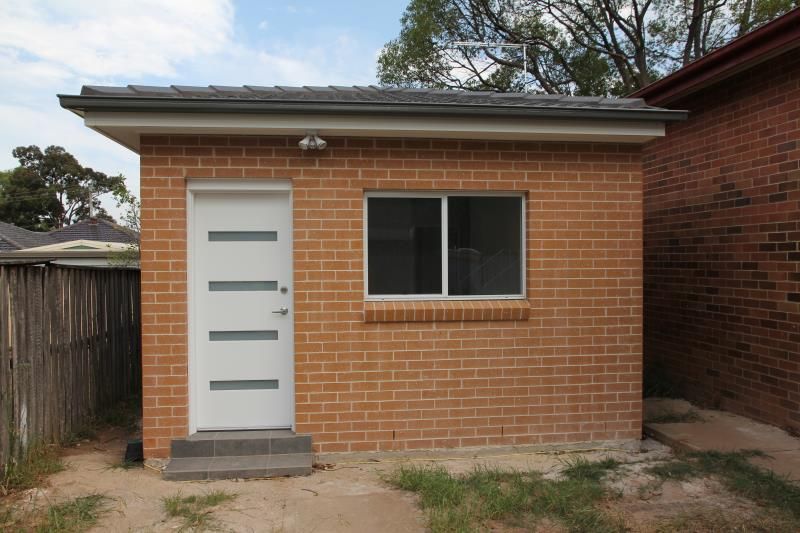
[187,429,296,441]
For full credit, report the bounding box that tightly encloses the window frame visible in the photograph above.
[363,191,526,301]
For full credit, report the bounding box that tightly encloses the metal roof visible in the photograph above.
[59,85,686,122]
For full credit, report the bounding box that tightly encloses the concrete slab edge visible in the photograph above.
[315,438,643,465]
[643,424,700,453]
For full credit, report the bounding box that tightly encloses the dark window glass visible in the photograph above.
[368,197,442,295]
[448,196,522,296]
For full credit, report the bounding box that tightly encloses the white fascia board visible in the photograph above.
[22,240,132,252]
[84,111,666,154]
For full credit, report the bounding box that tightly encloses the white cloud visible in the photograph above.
[0,0,234,79]
[0,0,379,218]
[0,103,139,215]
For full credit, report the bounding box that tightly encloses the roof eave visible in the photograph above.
[58,95,687,122]
[632,8,800,106]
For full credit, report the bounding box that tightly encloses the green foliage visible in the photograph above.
[647,450,800,520]
[104,459,141,471]
[0,442,64,496]
[106,189,140,267]
[0,170,11,194]
[0,145,130,230]
[162,490,237,531]
[1,494,111,533]
[378,0,799,95]
[36,494,111,533]
[560,456,621,482]
[646,459,699,481]
[732,0,800,35]
[378,0,455,89]
[655,507,800,532]
[0,165,61,230]
[387,460,625,532]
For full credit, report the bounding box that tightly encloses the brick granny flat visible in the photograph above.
[634,9,800,434]
[61,87,683,462]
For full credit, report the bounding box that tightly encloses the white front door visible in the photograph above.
[192,190,293,430]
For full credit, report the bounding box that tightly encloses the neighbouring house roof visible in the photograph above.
[0,221,51,250]
[632,7,800,106]
[0,219,138,252]
[58,84,686,151]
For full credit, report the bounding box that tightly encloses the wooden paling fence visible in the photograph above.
[0,264,141,470]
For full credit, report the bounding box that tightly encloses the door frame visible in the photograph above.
[186,178,294,435]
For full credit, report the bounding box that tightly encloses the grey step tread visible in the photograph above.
[163,453,313,481]
[172,432,311,458]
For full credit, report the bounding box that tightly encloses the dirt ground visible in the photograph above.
[2,429,784,532]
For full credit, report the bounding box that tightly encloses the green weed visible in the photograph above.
[0,442,64,496]
[560,456,621,482]
[386,459,625,533]
[647,450,800,520]
[1,494,111,533]
[36,494,111,533]
[162,490,237,531]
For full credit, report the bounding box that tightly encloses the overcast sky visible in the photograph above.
[0,0,407,218]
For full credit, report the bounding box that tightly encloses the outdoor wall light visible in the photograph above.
[298,132,327,150]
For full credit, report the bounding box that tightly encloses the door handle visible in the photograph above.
[272,306,289,315]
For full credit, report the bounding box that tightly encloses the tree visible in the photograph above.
[108,189,141,268]
[378,0,798,95]
[115,188,140,234]
[0,145,128,230]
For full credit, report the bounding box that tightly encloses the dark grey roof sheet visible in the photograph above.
[0,239,17,251]
[0,221,51,250]
[76,84,658,111]
[0,219,138,252]
[49,219,138,245]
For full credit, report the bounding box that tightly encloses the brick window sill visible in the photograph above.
[364,299,530,323]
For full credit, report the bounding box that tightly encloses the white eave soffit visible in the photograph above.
[83,111,667,154]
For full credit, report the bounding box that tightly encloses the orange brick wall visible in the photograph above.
[140,135,644,458]
[642,50,800,433]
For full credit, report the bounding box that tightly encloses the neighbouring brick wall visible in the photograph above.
[140,135,644,458]
[643,50,800,433]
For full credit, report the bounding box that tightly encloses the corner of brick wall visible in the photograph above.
[642,49,800,433]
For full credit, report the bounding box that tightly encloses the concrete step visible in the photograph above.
[164,430,313,481]
[170,430,311,458]
[163,452,313,481]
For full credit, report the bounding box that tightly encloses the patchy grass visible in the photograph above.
[654,507,799,533]
[560,456,621,482]
[387,459,625,532]
[162,490,237,531]
[0,442,64,496]
[646,459,698,481]
[645,409,704,424]
[36,494,111,533]
[1,494,111,533]
[647,450,800,525]
[104,459,142,471]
